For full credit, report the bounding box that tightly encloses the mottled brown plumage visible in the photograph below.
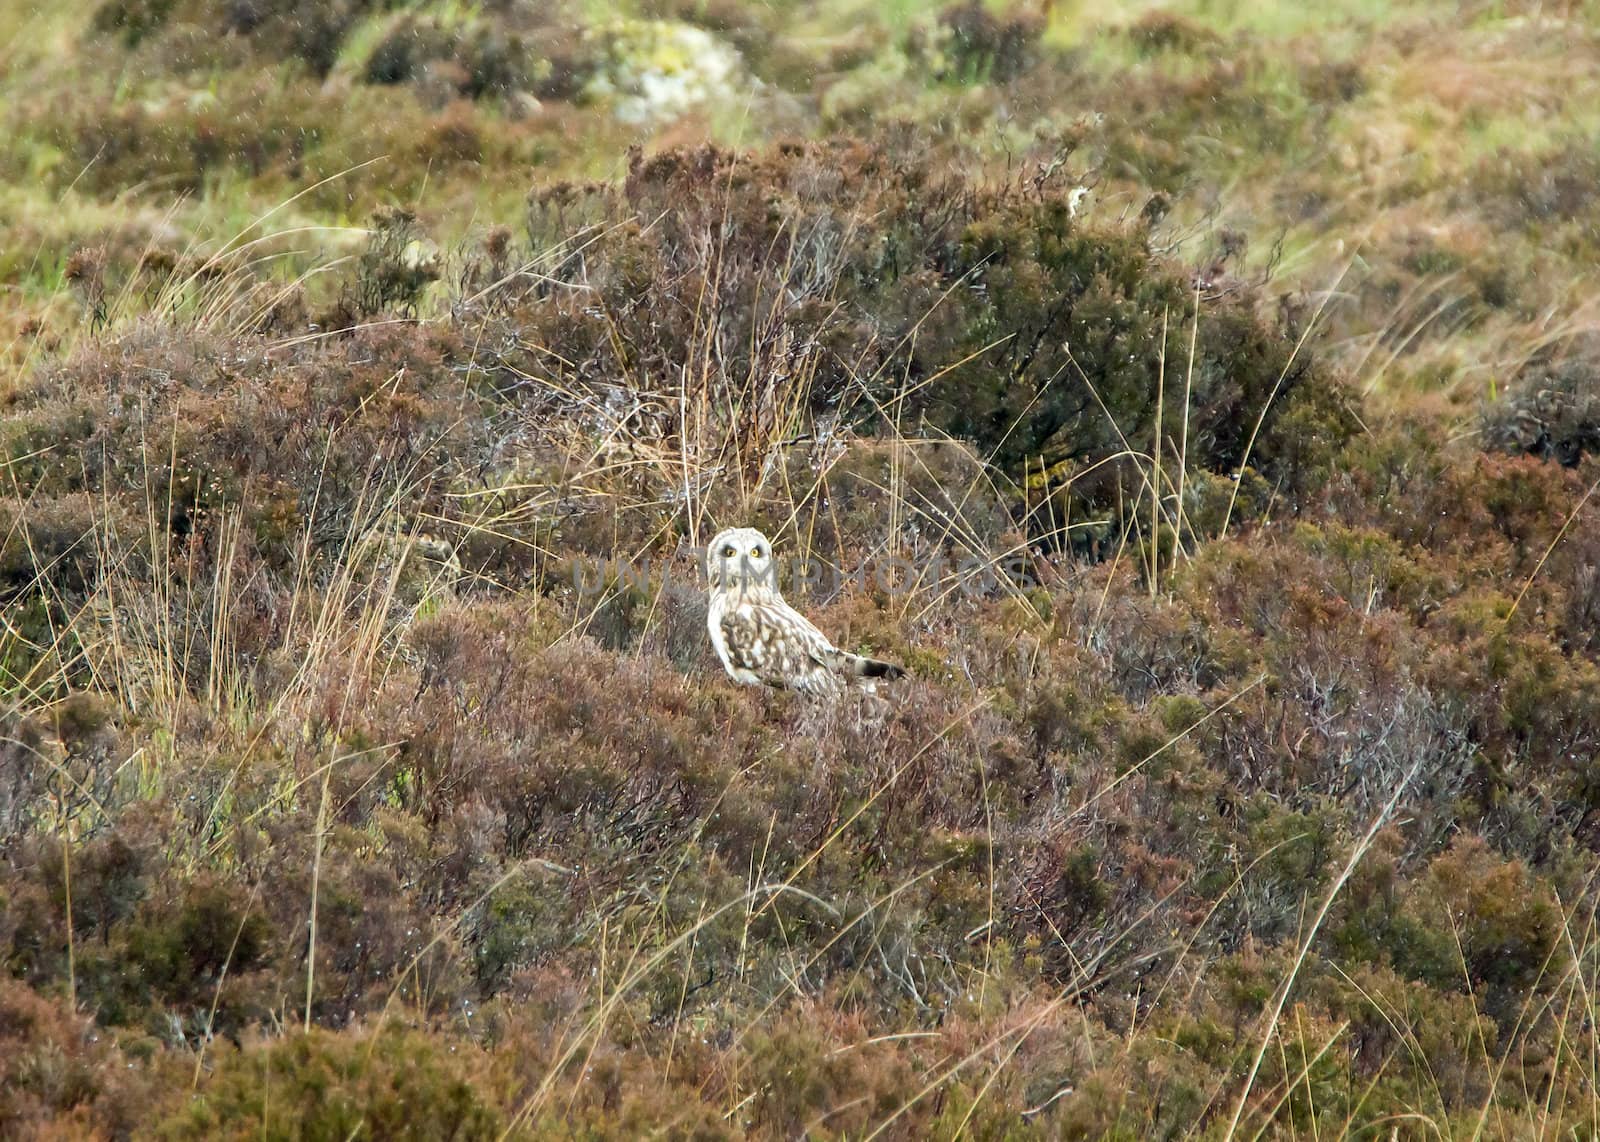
[705,527,904,697]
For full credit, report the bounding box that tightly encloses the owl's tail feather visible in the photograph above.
[844,653,905,681]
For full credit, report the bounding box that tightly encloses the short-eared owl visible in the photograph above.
[705,527,904,697]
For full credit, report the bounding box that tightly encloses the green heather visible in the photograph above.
[4,0,1600,1137]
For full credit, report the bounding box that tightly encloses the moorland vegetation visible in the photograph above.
[4,0,1600,1137]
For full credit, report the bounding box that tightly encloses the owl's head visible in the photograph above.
[706,526,779,596]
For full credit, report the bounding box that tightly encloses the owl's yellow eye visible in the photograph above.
[751,547,764,559]
[722,545,736,558]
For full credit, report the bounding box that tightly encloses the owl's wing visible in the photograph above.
[719,601,838,682]
[770,602,902,681]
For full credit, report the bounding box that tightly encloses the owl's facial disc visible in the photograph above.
[707,528,777,593]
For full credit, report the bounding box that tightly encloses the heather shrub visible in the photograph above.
[397,615,758,849]
[82,879,271,1032]
[42,94,273,197]
[907,0,1045,85]
[0,977,157,1137]
[0,494,132,597]
[1311,958,1493,1112]
[163,1028,503,1139]
[91,0,179,47]
[1402,838,1565,1030]
[1471,134,1600,227]
[1083,42,1347,193]
[0,713,57,838]
[1483,335,1600,467]
[491,139,1354,550]
[351,206,441,317]
[218,0,373,74]
[361,7,591,101]
[8,320,479,559]
[1125,10,1214,56]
